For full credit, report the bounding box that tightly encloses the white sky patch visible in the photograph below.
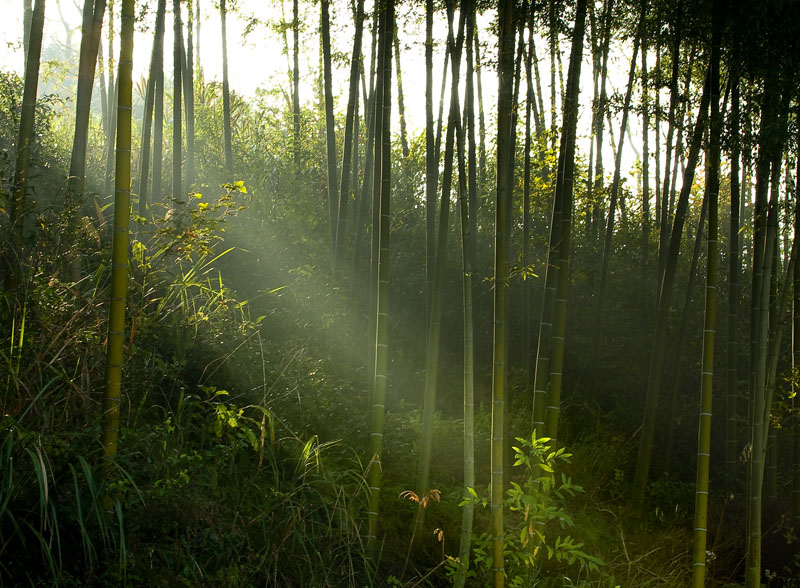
[0,0,658,193]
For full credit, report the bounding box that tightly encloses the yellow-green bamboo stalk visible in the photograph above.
[10,0,45,260]
[366,0,392,557]
[691,9,720,583]
[793,143,800,524]
[726,70,741,478]
[137,0,165,217]
[746,155,779,588]
[531,195,560,436]
[172,0,182,201]
[101,0,134,468]
[491,0,515,584]
[66,0,106,280]
[415,0,464,536]
[454,6,476,580]
[633,68,711,509]
[544,0,587,443]
[766,426,778,501]
[744,73,775,588]
[220,0,233,174]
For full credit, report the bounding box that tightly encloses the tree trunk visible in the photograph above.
[746,85,792,581]
[434,45,451,168]
[793,140,800,524]
[9,0,45,271]
[23,0,32,61]
[547,0,557,146]
[585,0,599,239]
[505,10,524,396]
[365,0,393,557]
[425,0,436,336]
[657,3,683,281]
[68,0,107,200]
[726,69,741,477]
[454,4,477,584]
[394,32,409,159]
[138,0,166,218]
[543,0,587,443]
[334,0,365,277]
[745,74,779,588]
[292,0,300,169]
[522,4,534,396]
[65,0,107,279]
[653,40,661,233]
[663,195,707,473]
[195,0,200,72]
[321,0,338,268]
[474,27,487,185]
[632,66,711,509]
[220,0,233,174]
[640,35,650,270]
[185,0,195,186]
[102,0,116,203]
[350,8,379,305]
[766,425,778,501]
[172,0,182,203]
[531,153,562,434]
[415,0,465,536]
[97,41,109,136]
[152,39,165,207]
[103,78,118,206]
[491,0,515,582]
[101,0,134,470]
[667,47,696,220]
[691,6,720,581]
[590,1,645,393]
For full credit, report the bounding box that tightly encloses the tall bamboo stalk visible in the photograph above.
[101,0,134,469]
[474,27,487,185]
[491,0,515,583]
[691,5,720,581]
[424,0,436,335]
[321,0,338,267]
[9,0,45,266]
[590,1,645,392]
[220,0,232,174]
[745,74,779,587]
[292,0,300,169]
[416,0,465,535]
[663,195,707,473]
[152,43,164,206]
[640,33,650,270]
[522,5,535,395]
[172,0,182,201]
[793,137,800,524]
[334,0,365,277]
[454,4,477,584]
[657,2,683,280]
[185,0,195,186]
[543,0,587,443]
[394,32,409,159]
[633,67,711,508]
[726,69,741,477]
[66,0,107,279]
[366,0,393,557]
[138,0,166,218]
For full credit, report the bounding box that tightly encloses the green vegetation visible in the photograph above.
[2,0,800,586]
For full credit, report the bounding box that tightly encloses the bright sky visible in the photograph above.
[0,0,460,133]
[0,0,644,185]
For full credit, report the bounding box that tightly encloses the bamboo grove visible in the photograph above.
[2,0,800,585]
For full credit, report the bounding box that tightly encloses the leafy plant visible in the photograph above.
[460,433,604,586]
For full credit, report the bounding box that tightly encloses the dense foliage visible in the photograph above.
[2,0,800,586]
